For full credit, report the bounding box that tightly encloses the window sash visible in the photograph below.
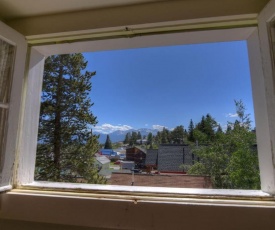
[0,39,15,104]
[0,21,27,191]
[0,39,15,172]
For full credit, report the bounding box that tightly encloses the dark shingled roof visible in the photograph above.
[157,144,193,172]
[145,149,158,166]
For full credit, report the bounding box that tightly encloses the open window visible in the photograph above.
[0,0,272,200]
[0,21,27,192]
[1,1,275,229]
[9,23,271,197]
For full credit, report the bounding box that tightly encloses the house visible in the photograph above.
[1,1,275,230]
[158,144,196,173]
[145,149,158,170]
[113,148,126,159]
[145,145,198,173]
[136,139,148,145]
[126,146,146,167]
[99,149,117,157]
[94,154,111,172]
[94,154,111,178]
[120,161,135,170]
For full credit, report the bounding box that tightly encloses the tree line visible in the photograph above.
[123,113,233,148]
[186,100,259,189]
[122,100,260,189]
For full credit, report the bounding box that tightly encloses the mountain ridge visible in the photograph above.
[94,128,159,143]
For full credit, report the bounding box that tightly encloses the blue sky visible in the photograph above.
[84,40,254,134]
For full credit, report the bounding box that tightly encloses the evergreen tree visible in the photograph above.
[160,128,168,144]
[204,113,217,140]
[155,131,161,145]
[137,131,142,145]
[195,114,217,143]
[137,131,142,140]
[216,124,223,134]
[188,119,195,142]
[104,135,113,149]
[171,125,184,144]
[226,124,232,133]
[197,116,205,132]
[130,131,138,145]
[123,132,131,144]
[35,54,105,184]
[147,132,153,148]
[185,100,260,189]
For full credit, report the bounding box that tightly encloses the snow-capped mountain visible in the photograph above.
[94,128,159,144]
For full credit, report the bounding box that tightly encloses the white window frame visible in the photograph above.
[1,1,274,204]
[0,21,27,191]
[14,25,274,198]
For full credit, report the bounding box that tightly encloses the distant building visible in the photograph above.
[119,154,126,160]
[99,149,117,157]
[94,154,110,171]
[94,154,111,178]
[136,139,148,145]
[145,149,158,169]
[158,144,186,172]
[121,161,135,170]
[145,144,198,173]
[126,146,146,167]
[113,148,126,160]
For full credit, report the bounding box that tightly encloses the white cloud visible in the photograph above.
[226,113,238,118]
[145,124,148,127]
[152,124,167,131]
[94,123,133,134]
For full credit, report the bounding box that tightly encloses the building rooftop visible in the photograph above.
[109,173,212,188]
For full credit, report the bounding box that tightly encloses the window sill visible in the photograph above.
[2,182,275,229]
[14,181,275,208]
[0,185,12,193]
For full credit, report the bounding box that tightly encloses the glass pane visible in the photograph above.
[0,38,14,172]
[0,38,15,104]
[0,108,9,171]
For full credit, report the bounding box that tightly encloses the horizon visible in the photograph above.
[84,40,254,135]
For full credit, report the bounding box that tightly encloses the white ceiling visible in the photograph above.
[0,0,166,20]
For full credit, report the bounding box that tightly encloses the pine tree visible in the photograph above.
[123,132,131,144]
[171,125,184,144]
[226,124,232,133]
[216,124,223,134]
[195,114,217,142]
[197,116,205,132]
[186,100,260,189]
[104,135,113,149]
[161,127,169,144]
[188,119,195,142]
[155,131,161,145]
[147,132,153,148]
[131,131,138,145]
[35,54,105,184]
[204,113,217,140]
